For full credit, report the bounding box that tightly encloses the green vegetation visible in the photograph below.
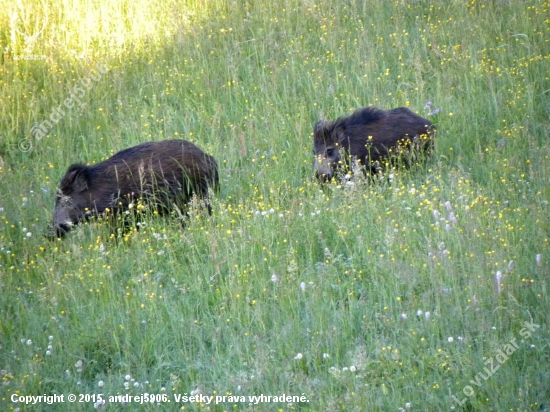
[1,0,549,410]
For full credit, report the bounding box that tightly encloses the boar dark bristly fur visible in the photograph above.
[313,106,434,181]
[50,139,219,238]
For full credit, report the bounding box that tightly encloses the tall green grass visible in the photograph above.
[1,0,549,410]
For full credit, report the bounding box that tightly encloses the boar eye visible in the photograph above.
[326,148,336,157]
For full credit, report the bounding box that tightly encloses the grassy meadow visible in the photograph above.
[1,0,549,410]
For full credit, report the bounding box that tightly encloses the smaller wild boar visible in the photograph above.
[313,106,434,181]
[50,139,219,238]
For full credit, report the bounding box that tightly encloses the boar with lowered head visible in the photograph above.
[50,139,219,238]
[313,106,434,181]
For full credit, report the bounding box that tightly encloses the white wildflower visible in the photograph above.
[495,271,503,295]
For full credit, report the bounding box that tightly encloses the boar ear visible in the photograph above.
[314,120,334,146]
[61,164,90,193]
[314,120,328,133]
[334,124,347,144]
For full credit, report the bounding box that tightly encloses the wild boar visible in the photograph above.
[313,106,434,181]
[50,139,219,238]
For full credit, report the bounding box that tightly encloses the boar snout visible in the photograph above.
[54,222,72,238]
[49,200,79,239]
[45,221,72,240]
[313,154,337,182]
